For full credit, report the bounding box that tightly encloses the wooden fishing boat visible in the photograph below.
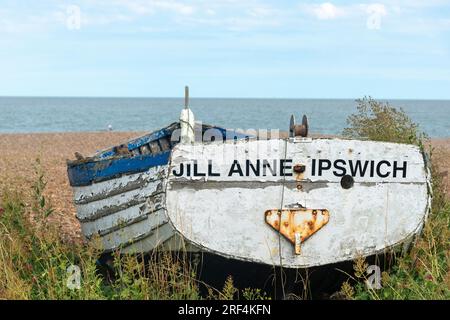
[67,88,432,268]
[67,122,250,254]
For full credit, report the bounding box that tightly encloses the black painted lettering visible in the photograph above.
[280,159,293,176]
[263,159,277,176]
[318,159,332,176]
[393,161,407,178]
[349,160,369,177]
[376,160,391,178]
[186,163,191,177]
[246,159,260,176]
[193,161,205,177]
[208,160,220,176]
[228,160,244,176]
[333,159,347,177]
[369,160,375,177]
[172,163,184,177]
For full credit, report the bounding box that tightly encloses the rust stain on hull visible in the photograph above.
[293,163,306,190]
[265,208,330,254]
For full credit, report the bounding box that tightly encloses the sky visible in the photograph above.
[0,0,449,99]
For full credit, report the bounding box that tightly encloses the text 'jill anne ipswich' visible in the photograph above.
[172,159,408,178]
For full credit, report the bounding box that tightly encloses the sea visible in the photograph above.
[0,97,449,137]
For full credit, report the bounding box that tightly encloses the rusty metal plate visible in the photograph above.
[265,208,330,254]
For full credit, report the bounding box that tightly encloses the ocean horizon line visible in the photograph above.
[1,96,450,102]
[1,97,448,137]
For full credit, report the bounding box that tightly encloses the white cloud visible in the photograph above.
[248,6,274,18]
[205,8,216,16]
[312,2,342,20]
[386,0,450,9]
[1,0,450,36]
[366,3,387,16]
[177,15,280,32]
[299,2,349,20]
[153,1,195,15]
[0,9,63,34]
[115,0,195,16]
[170,1,281,31]
[300,2,389,21]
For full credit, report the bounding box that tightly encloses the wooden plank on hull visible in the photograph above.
[120,223,176,254]
[99,209,171,251]
[73,166,167,205]
[81,201,166,239]
[76,178,165,222]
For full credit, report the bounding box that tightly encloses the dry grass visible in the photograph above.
[0,183,204,300]
[0,132,145,243]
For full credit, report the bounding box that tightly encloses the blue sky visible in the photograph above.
[1,0,449,98]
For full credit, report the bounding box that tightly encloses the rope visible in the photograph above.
[277,138,288,299]
[179,118,195,132]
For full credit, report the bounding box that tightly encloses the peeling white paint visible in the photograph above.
[73,167,175,253]
[76,177,164,221]
[73,166,166,204]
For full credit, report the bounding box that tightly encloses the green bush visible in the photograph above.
[340,98,449,300]
[343,97,426,145]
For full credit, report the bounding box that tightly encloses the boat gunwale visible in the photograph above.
[67,123,252,187]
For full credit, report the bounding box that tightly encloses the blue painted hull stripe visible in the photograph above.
[67,151,170,187]
[67,124,253,187]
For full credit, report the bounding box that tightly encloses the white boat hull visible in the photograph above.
[165,138,431,268]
